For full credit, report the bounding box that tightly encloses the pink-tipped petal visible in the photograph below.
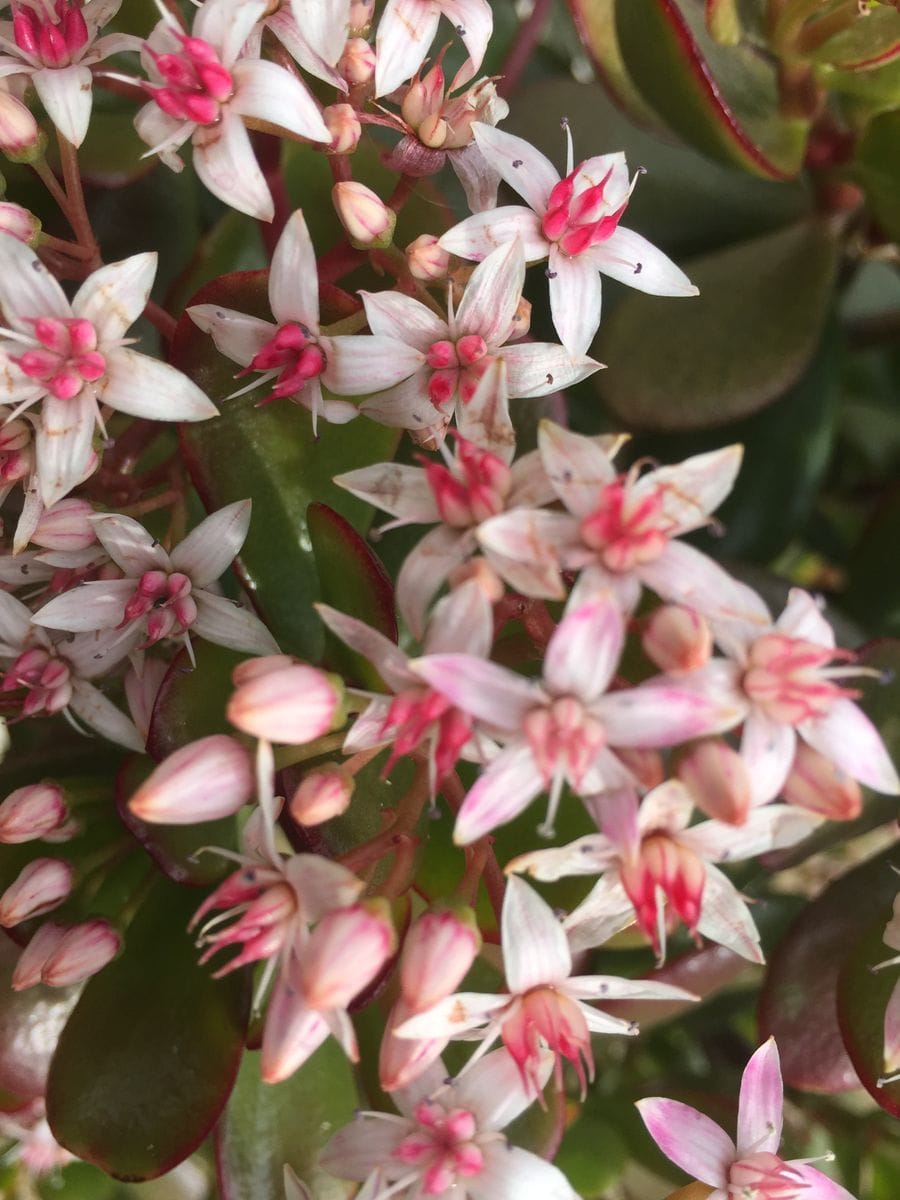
[128,734,253,823]
[92,512,169,575]
[502,876,572,992]
[452,742,544,844]
[597,683,742,748]
[740,709,797,806]
[545,594,624,701]
[454,1046,553,1133]
[635,1098,733,1188]
[409,654,538,731]
[325,334,426,396]
[736,1038,783,1157]
[800,700,900,795]
[260,973,331,1083]
[315,603,411,692]
[30,580,134,633]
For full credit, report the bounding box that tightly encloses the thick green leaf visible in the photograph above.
[810,5,900,70]
[856,109,900,243]
[215,1045,357,1200]
[147,640,251,760]
[838,908,900,1117]
[593,219,838,429]
[555,1096,628,1198]
[47,878,249,1180]
[758,844,900,1093]
[173,271,399,661]
[615,0,809,179]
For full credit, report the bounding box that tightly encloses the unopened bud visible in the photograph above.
[289,767,353,825]
[399,906,480,1011]
[0,782,68,843]
[12,921,66,990]
[782,741,862,821]
[338,37,375,86]
[322,103,361,155]
[379,994,447,1091]
[643,605,712,674]
[299,900,396,1009]
[0,200,40,244]
[31,498,96,551]
[128,734,254,824]
[677,739,751,825]
[0,90,45,162]
[0,858,73,926]
[406,234,449,282]
[227,658,343,744]
[332,181,395,248]
[40,918,120,987]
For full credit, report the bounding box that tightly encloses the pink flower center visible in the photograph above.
[425,336,490,409]
[393,1102,484,1195]
[149,33,234,126]
[122,570,197,647]
[742,634,859,726]
[192,866,296,976]
[0,416,32,483]
[727,1152,807,1199]
[380,687,472,784]
[619,833,706,957]
[523,695,606,791]
[503,985,593,1096]
[13,317,106,401]
[541,162,630,258]
[1,648,72,717]
[240,322,326,401]
[13,0,89,68]
[421,434,512,528]
[580,477,674,572]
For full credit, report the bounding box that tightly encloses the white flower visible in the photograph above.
[375,0,493,99]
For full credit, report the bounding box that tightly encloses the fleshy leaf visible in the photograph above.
[855,109,900,244]
[810,6,900,71]
[147,641,252,760]
[837,910,900,1118]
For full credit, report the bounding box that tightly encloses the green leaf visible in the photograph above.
[810,5,900,70]
[592,219,838,429]
[215,1045,357,1200]
[172,271,400,661]
[856,110,900,255]
[837,908,900,1117]
[46,877,249,1180]
[846,495,900,635]
[615,0,809,179]
[555,1097,628,1198]
[147,640,251,759]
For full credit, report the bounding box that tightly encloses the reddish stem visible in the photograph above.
[143,300,178,344]
[498,0,555,99]
[317,239,366,285]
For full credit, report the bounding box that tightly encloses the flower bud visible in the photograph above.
[338,37,375,86]
[0,200,40,244]
[0,782,68,843]
[0,858,73,926]
[643,605,711,674]
[0,90,45,162]
[782,741,862,821]
[289,767,353,825]
[31,498,96,551]
[322,103,361,155]
[379,994,447,1091]
[299,900,396,1010]
[406,234,449,282]
[399,906,480,1012]
[227,659,343,744]
[40,918,120,987]
[332,181,396,248]
[677,739,751,825]
[12,921,66,990]
[128,734,254,824]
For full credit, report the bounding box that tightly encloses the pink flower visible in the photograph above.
[0,857,73,926]
[128,734,254,824]
[637,1038,856,1200]
[227,655,343,744]
[250,0,352,93]
[374,0,493,98]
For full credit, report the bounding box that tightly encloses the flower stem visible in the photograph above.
[498,0,555,99]
[57,133,101,267]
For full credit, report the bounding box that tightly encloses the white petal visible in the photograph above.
[230,59,329,144]
[502,876,571,991]
[775,588,834,647]
[449,143,502,213]
[99,348,218,421]
[454,239,525,348]
[267,9,346,90]
[439,206,548,263]
[68,679,144,751]
[423,576,494,658]
[800,700,900,794]
[537,420,616,516]
[506,834,616,882]
[360,289,446,349]
[477,508,581,597]
[192,591,280,656]
[360,374,444,430]
[548,245,602,356]
[72,253,156,342]
[441,0,493,85]
[374,0,440,98]
[471,123,559,214]
[268,210,318,327]
[334,463,438,522]
[187,306,275,369]
[545,593,623,701]
[92,512,169,575]
[394,991,510,1040]
[641,541,773,629]
[193,110,273,222]
[589,225,699,297]
[32,65,93,148]
[35,392,95,508]
[639,445,743,535]
[194,0,269,65]
[469,1143,577,1200]
[30,580,132,632]
[0,590,33,652]
[454,1046,552,1132]
[502,341,601,399]
[260,973,330,1083]
[170,499,251,586]
[324,335,425,395]
[564,875,636,954]
[409,654,539,730]
[397,526,473,640]
[319,1114,409,1182]
[315,603,411,692]
[452,742,544,844]
[0,235,71,331]
[696,862,764,963]
[740,709,796,805]
[680,805,822,863]
[454,357,515,461]
[289,0,349,67]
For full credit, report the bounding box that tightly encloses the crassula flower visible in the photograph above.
[374,0,493,98]
[637,1038,856,1199]
[440,123,698,354]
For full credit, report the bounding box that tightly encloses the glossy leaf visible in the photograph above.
[758,843,900,1093]
[215,1045,357,1200]
[810,6,900,70]
[46,878,249,1180]
[147,640,251,760]
[615,0,809,179]
[555,1095,628,1198]
[856,109,900,250]
[593,219,838,429]
[838,910,900,1117]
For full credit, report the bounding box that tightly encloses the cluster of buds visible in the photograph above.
[12,918,121,990]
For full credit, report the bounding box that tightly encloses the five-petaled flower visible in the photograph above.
[374,0,493,99]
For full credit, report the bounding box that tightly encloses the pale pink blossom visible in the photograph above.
[0,780,68,842]
[227,655,343,744]
[396,877,695,1096]
[508,783,821,963]
[39,916,121,987]
[407,234,450,281]
[0,199,40,242]
[375,0,493,98]
[323,101,361,153]
[0,237,216,506]
[289,766,354,825]
[642,604,712,675]
[637,1038,855,1200]
[780,741,862,821]
[0,89,43,158]
[333,180,397,246]
[410,592,743,844]
[0,856,72,926]
[440,123,697,354]
[676,738,752,825]
[128,734,254,824]
[134,0,330,221]
[32,500,279,663]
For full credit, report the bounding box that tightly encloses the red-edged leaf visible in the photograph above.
[838,908,900,1117]
[809,6,900,71]
[147,641,251,760]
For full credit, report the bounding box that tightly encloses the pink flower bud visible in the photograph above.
[332,181,396,248]
[31,498,96,551]
[0,858,73,926]
[0,201,40,245]
[12,921,66,990]
[128,734,254,824]
[40,918,120,987]
[642,605,712,674]
[0,782,68,843]
[0,90,45,161]
[406,234,449,282]
[400,907,480,1012]
[289,767,353,825]
[232,654,297,686]
[677,739,751,825]
[379,994,447,1092]
[227,660,343,744]
[299,900,396,1010]
[323,103,361,154]
[338,37,375,86]
[782,741,862,820]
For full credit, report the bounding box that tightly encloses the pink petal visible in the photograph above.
[544,594,623,701]
[636,780,694,837]
[268,9,346,90]
[268,209,319,327]
[73,253,156,343]
[502,876,572,992]
[883,976,900,1077]
[736,1038,783,1157]
[31,580,133,633]
[775,588,835,648]
[788,1164,856,1200]
[566,976,697,1003]
[230,59,330,144]
[170,499,251,586]
[193,109,273,222]
[319,1113,409,1182]
[800,699,900,794]
[99,348,218,421]
[450,142,502,213]
[471,123,559,215]
[453,742,544,844]
[476,508,581,598]
[454,238,525,349]
[439,206,548,263]
[358,371,442,431]
[455,357,515,463]
[635,1098,733,1187]
[589,225,699,297]
[315,603,411,692]
[596,683,742,747]
[0,591,35,651]
[374,0,440,96]
[408,655,538,731]
[289,0,349,67]
[454,1046,553,1132]
[537,420,616,517]
[420,572,492,657]
[641,541,772,629]
[695,862,763,963]
[260,973,330,1083]
[324,334,425,395]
